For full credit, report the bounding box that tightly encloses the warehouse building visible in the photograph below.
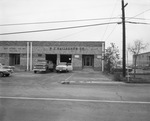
[0,41,105,71]
[133,52,150,67]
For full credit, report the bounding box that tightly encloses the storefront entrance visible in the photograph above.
[82,55,94,68]
[46,54,57,65]
[9,54,20,66]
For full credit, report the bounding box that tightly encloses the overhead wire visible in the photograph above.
[101,0,119,40]
[126,17,150,21]
[127,8,150,20]
[105,24,118,41]
[0,16,149,27]
[50,28,91,41]
[0,21,119,35]
[125,8,150,25]
[0,17,120,26]
[126,21,150,25]
[0,6,149,36]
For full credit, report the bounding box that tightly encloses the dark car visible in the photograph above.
[0,68,12,77]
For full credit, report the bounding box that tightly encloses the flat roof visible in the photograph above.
[0,41,105,47]
[137,51,150,55]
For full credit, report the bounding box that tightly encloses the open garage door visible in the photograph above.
[60,54,72,63]
[45,54,57,66]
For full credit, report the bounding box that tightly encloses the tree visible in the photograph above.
[128,40,148,77]
[104,43,120,73]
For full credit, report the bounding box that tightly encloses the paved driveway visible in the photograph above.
[0,70,114,86]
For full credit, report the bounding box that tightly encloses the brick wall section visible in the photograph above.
[0,53,9,65]
[0,41,27,46]
[94,57,102,71]
[73,55,82,70]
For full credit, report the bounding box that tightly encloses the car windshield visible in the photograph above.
[58,63,67,65]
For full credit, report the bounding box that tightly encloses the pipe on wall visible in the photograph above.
[27,42,29,71]
[102,43,105,72]
[30,42,33,71]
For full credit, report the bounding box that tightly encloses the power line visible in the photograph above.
[126,17,150,21]
[105,24,118,41]
[0,17,120,26]
[0,16,149,27]
[127,8,150,20]
[126,21,150,25]
[0,22,119,35]
[51,28,90,41]
[101,0,119,40]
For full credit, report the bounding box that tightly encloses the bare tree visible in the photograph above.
[128,40,148,77]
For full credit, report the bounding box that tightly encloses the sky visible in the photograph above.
[0,0,150,62]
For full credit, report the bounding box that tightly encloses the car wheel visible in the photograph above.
[34,71,37,73]
[0,72,4,77]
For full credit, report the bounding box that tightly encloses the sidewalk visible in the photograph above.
[61,70,125,85]
[65,80,125,85]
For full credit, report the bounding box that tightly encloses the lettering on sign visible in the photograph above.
[3,47,26,52]
[9,48,18,52]
[49,47,85,51]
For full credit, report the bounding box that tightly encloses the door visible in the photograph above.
[9,54,20,66]
[83,55,94,67]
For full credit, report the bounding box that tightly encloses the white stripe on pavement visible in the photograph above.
[0,96,150,104]
[65,73,74,82]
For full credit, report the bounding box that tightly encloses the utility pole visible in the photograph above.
[122,0,128,77]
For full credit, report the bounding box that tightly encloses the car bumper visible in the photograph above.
[33,69,46,72]
[56,68,67,72]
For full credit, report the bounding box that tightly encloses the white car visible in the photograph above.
[56,62,73,72]
[0,63,15,70]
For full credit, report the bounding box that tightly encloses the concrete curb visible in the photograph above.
[61,80,125,85]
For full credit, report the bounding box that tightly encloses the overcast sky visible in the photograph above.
[0,0,150,61]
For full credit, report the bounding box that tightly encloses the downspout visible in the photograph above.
[102,43,105,72]
[30,42,32,71]
[27,42,29,71]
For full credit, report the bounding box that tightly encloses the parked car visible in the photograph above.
[33,60,54,73]
[0,63,14,77]
[0,67,13,77]
[56,62,73,73]
[0,63,15,70]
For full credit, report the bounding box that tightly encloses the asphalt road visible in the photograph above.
[0,71,150,121]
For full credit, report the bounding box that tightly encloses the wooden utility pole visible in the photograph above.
[122,0,128,77]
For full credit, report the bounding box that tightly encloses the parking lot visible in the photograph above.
[0,71,113,86]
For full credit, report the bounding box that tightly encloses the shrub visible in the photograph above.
[113,72,122,81]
